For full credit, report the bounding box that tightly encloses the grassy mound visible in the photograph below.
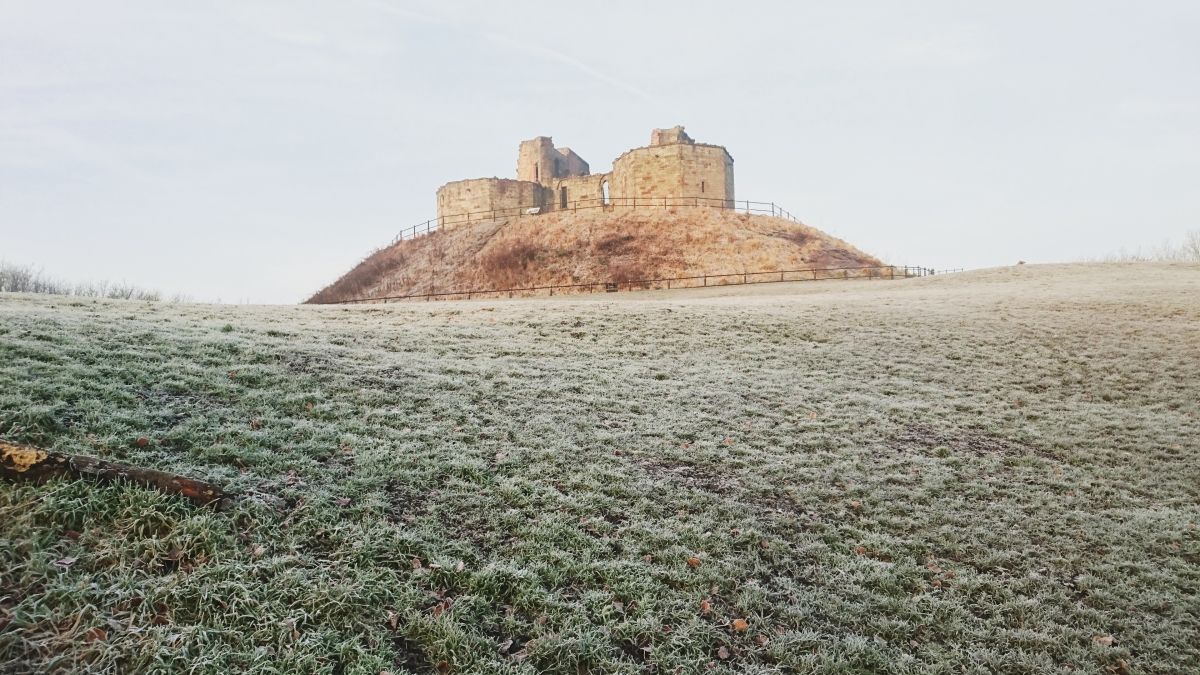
[2,263,1198,673]
[307,209,882,303]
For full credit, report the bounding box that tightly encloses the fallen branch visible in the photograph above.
[1,441,231,509]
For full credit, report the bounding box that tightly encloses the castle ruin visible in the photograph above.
[435,126,734,226]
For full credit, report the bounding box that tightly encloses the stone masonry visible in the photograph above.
[435,126,734,226]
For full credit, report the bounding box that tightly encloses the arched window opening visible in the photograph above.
[601,180,610,205]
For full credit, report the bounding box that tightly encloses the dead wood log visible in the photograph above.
[1,441,231,509]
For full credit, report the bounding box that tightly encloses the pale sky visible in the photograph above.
[2,1,1197,303]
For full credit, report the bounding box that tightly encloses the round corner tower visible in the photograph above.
[610,126,734,206]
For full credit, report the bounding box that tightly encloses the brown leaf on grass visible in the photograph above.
[1093,634,1115,646]
[687,556,702,568]
[849,500,862,510]
[63,529,81,540]
[732,618,749,633]
[723,437,735,445]
[754,634,769,646]
[249,419,263,430]
[250,544,265,558]
[53,556,77,568]
[386,611,399,631]
[84,627,107,642]
[411,558,423,569]
[133,437,150,448]
[435,660,450,673]
[455,560,465,573]
[699,598,711,615]
[853,545,867,556]
[498,638,513,654]
[643,554,653,563]
[717,646,730,659]
[334,497,352,507]
[759,539,770,550]
[430,600,451,618]
[1111,658,1131,674]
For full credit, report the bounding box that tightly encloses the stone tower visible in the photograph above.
[517,137,589,187]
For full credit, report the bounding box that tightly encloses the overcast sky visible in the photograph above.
[2,1,1197,303]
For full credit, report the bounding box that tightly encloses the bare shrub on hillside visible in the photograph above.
[307,247,401,304]
[0,261,164,301]
[478,241,540,289]
[607,261,646,285]
[594,233,636,256]
[1099,230,1200,263]
[782,230,811,246]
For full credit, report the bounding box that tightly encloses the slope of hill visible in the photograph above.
[307,208,882,303]
[3,264,1199,673]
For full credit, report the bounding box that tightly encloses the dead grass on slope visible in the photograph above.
[307,208,882,303]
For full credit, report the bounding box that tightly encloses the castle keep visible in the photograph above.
[435,126,734,226]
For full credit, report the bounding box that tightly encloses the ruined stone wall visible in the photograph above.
[436,178,545,225]
[547,174,610,211]
[436,127,734,225]
[610,143,733,205]
[517,137,589,186]
[517,137,559,186]
[555,148,589,177]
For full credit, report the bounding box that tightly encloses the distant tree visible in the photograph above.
[0,261,172,301]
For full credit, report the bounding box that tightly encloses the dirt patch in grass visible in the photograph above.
[889,423,1051,458]
[629,455,739,495]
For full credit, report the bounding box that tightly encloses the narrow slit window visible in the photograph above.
[701,181,706,193]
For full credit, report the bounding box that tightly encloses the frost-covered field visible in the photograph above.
[1,263,1198,674]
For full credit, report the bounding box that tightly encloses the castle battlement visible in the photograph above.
[435,126,734,226]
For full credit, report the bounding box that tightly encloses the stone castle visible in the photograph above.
[435,126,734,226]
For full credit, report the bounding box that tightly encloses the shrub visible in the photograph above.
[477,242,541,289]
[0,261,164,301]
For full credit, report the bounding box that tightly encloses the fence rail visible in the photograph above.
[320,265,949,305]
[388,196,804,246]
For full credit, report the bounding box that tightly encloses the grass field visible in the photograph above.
[1,263,1198,674]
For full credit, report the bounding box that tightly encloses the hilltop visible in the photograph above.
[307,208,882,303]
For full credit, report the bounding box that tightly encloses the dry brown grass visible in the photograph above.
[306,208,883,302]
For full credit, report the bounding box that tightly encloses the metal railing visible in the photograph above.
[321,265,942,305]
[387,196,804,246]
